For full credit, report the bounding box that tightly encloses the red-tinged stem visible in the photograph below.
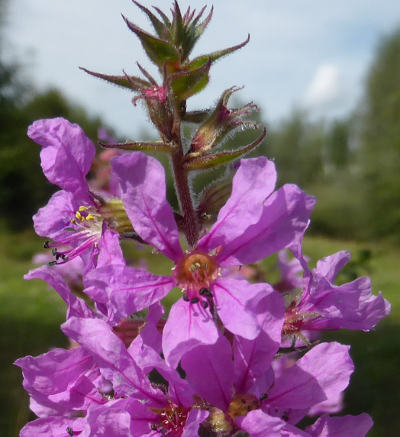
[171,147,200,247]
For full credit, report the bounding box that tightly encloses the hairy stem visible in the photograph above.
[171,148,200,247]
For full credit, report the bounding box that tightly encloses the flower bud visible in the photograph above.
[190,86,258,153]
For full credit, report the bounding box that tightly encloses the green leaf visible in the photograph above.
[184,127,266,170]
[152,6,171,28]
[186,34,250,70]
[169,59,211,100]
[79,67,150,91]
[171,1,185,48]
[132,1,169,40]
[193,6,213,38]
[100,140,173,153]
[180,6,213,61]
[123,16,179,68]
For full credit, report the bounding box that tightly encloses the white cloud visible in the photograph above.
[301,63,343,111]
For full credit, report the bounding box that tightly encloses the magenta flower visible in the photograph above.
[29,117,128,269]
[15,345,104,436]
[180,333,368,436]
[282,250,390,343]
[61,317,209,436]
[87,152,315,367]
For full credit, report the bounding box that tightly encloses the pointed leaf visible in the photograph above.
[123,16,179,68]
[153,6,171,27]
[194,6,213,38]
[132,1,169,40]
[79,67,150,91]
[171,0,185,47]
[184,127,266,170]
[186,34,250,70]
[100,140,172,153]
[170,59,211,100]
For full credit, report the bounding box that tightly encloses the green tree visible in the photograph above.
[268,110,324,187]
[358,28,400,238]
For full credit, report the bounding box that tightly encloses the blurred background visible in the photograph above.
[1,0,400,436]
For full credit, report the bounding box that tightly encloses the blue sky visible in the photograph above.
[5,0,400,137]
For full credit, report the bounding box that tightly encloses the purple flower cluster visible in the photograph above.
[16,117,390,436]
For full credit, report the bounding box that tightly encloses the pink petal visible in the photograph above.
[181,335,234,410]
[28,117,95,196]
[97,229,125,268]
[218,184,315,266]
[84,265,174,323]
[198,157,277,253]
[306,276,391,331]
[162,298,219,369]
[267,342,353,410]
[314,251,351,283]
[15,347,93,397]
[306,414,373,437]
[81,399,134,437]
[24,265,90,319]
[20,417,85,437]
[62,317,164,406]
[233,285,285,393]
[213,277,269,340]
[236,409,285,437]
[182,409,209,437]
[112,152,182,260]
[33,190,76,238]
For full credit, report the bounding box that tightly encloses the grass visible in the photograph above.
[1,230,399,436]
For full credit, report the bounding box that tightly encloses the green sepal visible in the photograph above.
[132,1,170,40]
[186,34,250,70]
[100,140,173,153]
[169,59,211,100]
[123,15,179,68]
[79,67,151,91]
[184,127,266,170]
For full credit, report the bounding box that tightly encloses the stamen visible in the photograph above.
[200,287,212,297]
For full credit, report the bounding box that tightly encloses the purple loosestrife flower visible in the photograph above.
[90,152,315,367]
[281,250,390,344]
[181,333,371,436]
[61,316,209,436]
[29,117,131,270]
[15,346,104,436]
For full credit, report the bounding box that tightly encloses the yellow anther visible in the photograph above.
[86,214,95,221]
[78,206,88,212]
[75,211,84,222]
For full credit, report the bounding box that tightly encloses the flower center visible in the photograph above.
[282,301,320,337]
[151,403,189,436]
[45,199,132,265]
[228,393,259,419]
[173,251,219,302]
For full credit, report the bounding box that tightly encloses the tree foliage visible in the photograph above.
[358,29,400,238]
